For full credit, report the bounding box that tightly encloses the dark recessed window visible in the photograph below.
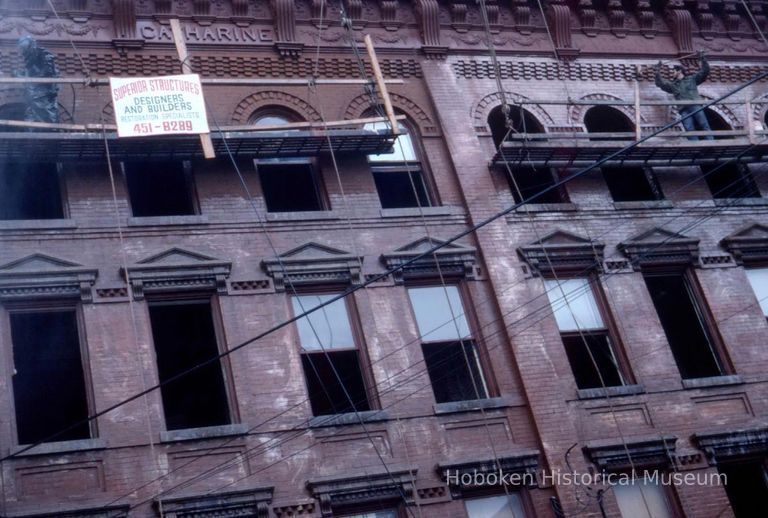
[718,461,768,518]
[293,294,371,416]
[125,161,196,217]
[366,122,432,209]
[408,286,488,403]
[259,162,324,212]
[701,163,760,199]
[0,162,64,220]
[584,106,663,202]
[148,300,231,431]
[643,272,724,379]
[545,278,625,389]
[10,309,91,444]
[0,103,27,131]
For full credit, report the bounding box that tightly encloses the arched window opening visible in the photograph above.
[364,119,433,209]
[488,106,566,204]
[700,109,760,199]
[763,108,768,130]
[251,108,326,212]
[583,106,663,203]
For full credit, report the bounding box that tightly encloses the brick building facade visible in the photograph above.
[1,1,768,517]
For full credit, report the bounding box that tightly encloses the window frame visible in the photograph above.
[144,292,239,431]
[461,488,535,518]
[289,289,379,415]
[121,159,200,218]
[610,469,683,518]
[2,300,97,445]
[405,281,497,402]
[0,161,68,220]
[543,273,635,389]
[744,266,768,320]
[600,165,665,203]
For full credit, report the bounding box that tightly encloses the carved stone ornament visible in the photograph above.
[379,0,401,30]
[156,487,273,518]
[665,0,694,53]
[635,0,655,38]
[584,436,677,470]
[262,242,363,291]
[693,427,768,465]
[547,0,578,58]
[577,0,597,37]
[307,468,417,518]
[518,230,605,276]
[272,0,304,57]
[438,450,539,496]
[380,237,477,284]
[720,223,768,265]
[415,0,447,59]
[0,254,97,302]
[618,227,700,270]
[121,247,232,300]
[112,0,144,53]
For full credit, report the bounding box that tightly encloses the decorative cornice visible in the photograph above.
[720,223,768,265]
[618,227,700,269]
[693,427,768,464]
[437,450,540,484]
[157,487,273,518]
[121,247,231,300]
[584,436,677,470]
[518,230,604,275]
[0,254,97,302]
[307,468,417,518]
[262,242,363,291]
[381,237,477,284]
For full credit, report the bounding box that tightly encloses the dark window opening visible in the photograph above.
[561,333,623,389]
[422,341,487,403]
[719,461,768,518]
[372,169,430,209]
[125,161,195,217]
[584,106,662,202]
[259,162,324,212]
[702,163,760,199]
[0,162,63,220]
[11,310,90,444]
[488,105,545,149]
[148,301,231,431]
[705,108,731,140]
[643,273,724,379]
[0,103,28,132]
[301,350,371,416]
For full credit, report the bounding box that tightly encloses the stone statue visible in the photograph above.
[17,36,60,124]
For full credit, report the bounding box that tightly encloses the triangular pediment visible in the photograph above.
[0,253,83,272]
[721,223,768,264]
[136,247,221,265]
[723,223,768,241]
[527,230,593,247]
[279,242,352,259]
[625,227,693,243]
[393,237,474,254]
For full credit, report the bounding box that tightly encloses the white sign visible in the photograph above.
[109,74,210,138]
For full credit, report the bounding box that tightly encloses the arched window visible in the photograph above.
[487,106,565,204]
[699,110,760,199]
[364,119,432,209]
[583,106,663,203]
[251,108,326,212]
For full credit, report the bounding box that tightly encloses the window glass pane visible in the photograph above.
[253,115,291,126]
[408,286,470,341]
[465,494,526,517]
[544,278,604,331]
[292,295,355,350]
[746,268,768,317]
[422,341,487,402]
[614,477,672,518]
[366,122,416,162]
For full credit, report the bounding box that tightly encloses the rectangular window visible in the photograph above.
[745,268,768,319]
[292,294,370,416]
[508,166,566,204]
[718,461,768,518]
[602,167,663,202]
[613,475,674,518]
[643,272,724,379]
[545,278,624,389]
[148,300,231,431]
[259,162,325,212]
[407,286,488,403]
[0,162,64,220]
[10,309,90,444]
[125,161,196,217]
[465,494,527,517]
[367,127,433,209]
[702,164,760,199]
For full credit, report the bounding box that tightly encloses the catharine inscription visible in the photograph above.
[138,23,274,43]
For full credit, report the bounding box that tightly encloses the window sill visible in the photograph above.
[308,410,388,428]
[159,423,249,443]
[379,206,454,218]
[713,198,768,207]
[10,438,106,457]
[127,215,209,227]
[681,375,744,389]
[577,384,645,400]
[613,200,673,210]
[0,218,76,230]
[265,211,339,222]
[514,203,578,213]
[433,396,509,415]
